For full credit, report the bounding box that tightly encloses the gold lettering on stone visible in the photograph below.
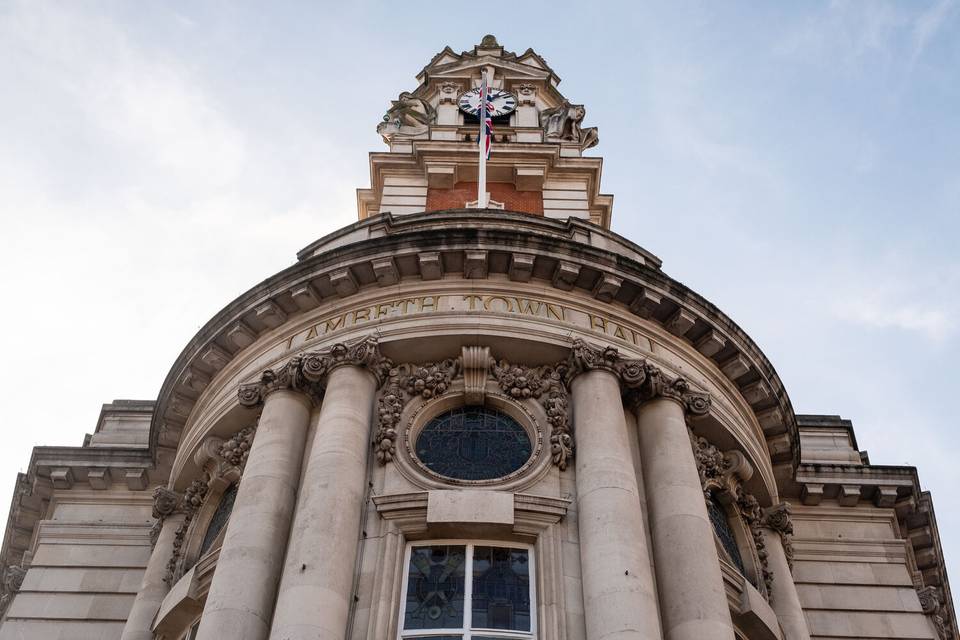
[278,292,647,353]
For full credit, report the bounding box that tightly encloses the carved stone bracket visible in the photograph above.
[238,335,390,408]
[691,432,775,601]
[0,555,29,615]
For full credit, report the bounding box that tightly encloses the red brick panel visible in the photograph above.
[426,182,544,215]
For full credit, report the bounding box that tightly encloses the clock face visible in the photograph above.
[458,88,518,117]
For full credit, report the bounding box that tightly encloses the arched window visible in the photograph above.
[199,483,238,556]
[400,542,535,639]
[706,495,746,575]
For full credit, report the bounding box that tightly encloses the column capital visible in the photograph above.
[567,338,711,416]
[238,335,391,407]
[763,502,794,535]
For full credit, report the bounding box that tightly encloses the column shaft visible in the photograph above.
[195,389,312,640]
[120,513,185,640]
[636,397,735,640]
[573,369,662,640]
[762,529,811,640]
[269,365,378,640]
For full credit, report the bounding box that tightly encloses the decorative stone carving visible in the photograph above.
[491,359,573,470]
[917,585,950,639]
[377,91,436,142]
[516,83,537,105]
[0,562,27,614]
[375,357,461,464]
[239,336,389,407]
[567,339,711,417]
[690,431,776,600]
[439,81,460,104]
[152,487,181,520]
[165,479,208,585]
[461,346,491,405]
[763,502,795,570]
[219,425,256,469]
[540,100,599,150]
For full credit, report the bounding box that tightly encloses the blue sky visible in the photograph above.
[1,0,958,607]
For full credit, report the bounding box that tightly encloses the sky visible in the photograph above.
[1,0,958,609]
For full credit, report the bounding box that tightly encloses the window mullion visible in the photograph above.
[464,543,474,639]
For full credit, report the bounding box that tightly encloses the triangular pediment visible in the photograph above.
[428,57,552,81]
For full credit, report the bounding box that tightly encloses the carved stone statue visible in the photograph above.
[376,91,436,143]
[539,100,599,150]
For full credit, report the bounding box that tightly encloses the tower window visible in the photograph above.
[400,543,535,639]
[415,407,532,481]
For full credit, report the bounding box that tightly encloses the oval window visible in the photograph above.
[415,407,532,481]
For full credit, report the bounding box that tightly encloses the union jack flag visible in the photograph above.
[479,79,494,160]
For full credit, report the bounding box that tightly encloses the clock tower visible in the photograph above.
[359,35,613,227]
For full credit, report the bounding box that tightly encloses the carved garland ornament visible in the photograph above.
[161,423,259,586]
[491,360,572,469]
[691,432,798,603]
[375,357,461,464]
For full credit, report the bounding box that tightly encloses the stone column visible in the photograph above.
[762,504,811,640]
[636,394,735,640]
[569,352,662,639]
[269,363,379,640]
[195,379,313,640]
[120,489,184,640]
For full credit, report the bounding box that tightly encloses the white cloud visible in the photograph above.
[835,298,955,340]
[911,0,957,64]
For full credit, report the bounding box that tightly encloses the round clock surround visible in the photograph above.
[457,87,518,118]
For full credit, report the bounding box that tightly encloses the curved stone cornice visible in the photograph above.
[567,338,711,416]
[238,335,389,407]
[151,209,796,477]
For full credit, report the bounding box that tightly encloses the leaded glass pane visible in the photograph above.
[416,408,532,481]
[471,546,530,632]
[200,483,238,556]
[706,497,745,574]
[404,546,466,630]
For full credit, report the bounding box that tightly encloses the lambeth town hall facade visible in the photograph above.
[0,36,955,640]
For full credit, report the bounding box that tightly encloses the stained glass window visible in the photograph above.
[200,483,238,556]
[416,408,532,481]
[401,543,535,640]
[707,496,746,575]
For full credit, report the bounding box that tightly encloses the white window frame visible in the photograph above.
[397,540,538,640]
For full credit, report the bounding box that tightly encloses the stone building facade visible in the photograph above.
[0,36,955,640]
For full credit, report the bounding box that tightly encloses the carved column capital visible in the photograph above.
[566,338,621,381]
[917,585,950,639]
[637,365,711,416]
[567,339,711,416]
[763,502,794,535]
[238,335,390,407]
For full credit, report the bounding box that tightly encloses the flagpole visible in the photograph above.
[477,71,487,209]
